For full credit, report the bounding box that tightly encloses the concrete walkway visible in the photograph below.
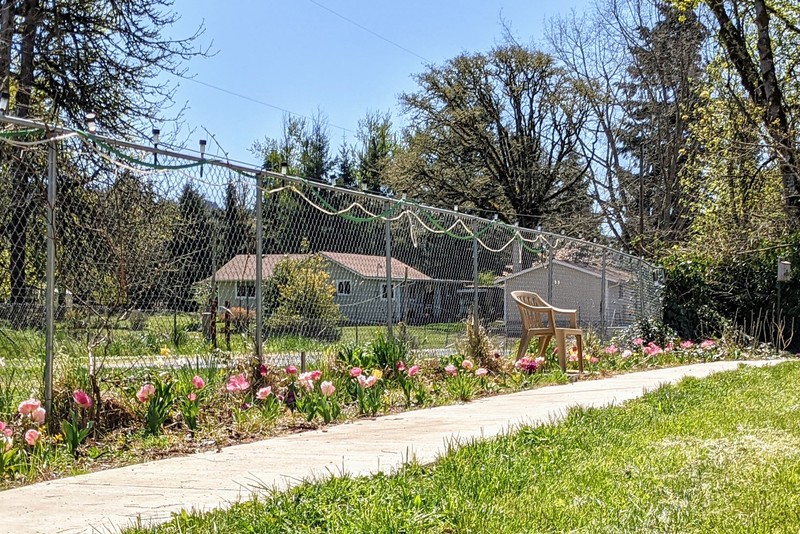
[4,360,784,533]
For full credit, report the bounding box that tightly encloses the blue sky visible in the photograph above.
[164,0,590,165]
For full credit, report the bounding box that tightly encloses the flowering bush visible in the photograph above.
[395,361,422,407]
[295,371,341,423]
[137,377,176,436]
[255,386,282,422]
[61,390,94,457]
[443,359,478,402]
[178,375,206,432]
[516,356,545,374]
[351,367,383,416]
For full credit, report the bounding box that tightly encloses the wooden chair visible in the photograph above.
[511,291,584,373]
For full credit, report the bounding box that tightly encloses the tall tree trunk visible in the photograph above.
[9,0,40,303]
[753,0,800,221]
[0,1,15,91]
[708,0,800,224]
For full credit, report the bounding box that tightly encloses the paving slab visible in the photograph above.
[3,360,785,533]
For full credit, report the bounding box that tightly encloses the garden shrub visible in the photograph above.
[263,253,343,341]
[456,314,498,371]
[335,343,377,370]
[227,307,254,334]
[621,317,678,348]
[370,333,408,372]
[661,236,800,348]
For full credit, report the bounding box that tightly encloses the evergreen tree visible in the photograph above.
[168,184,214,311]
[222,181,254,263]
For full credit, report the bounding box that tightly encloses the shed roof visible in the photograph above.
[495,259,629,284]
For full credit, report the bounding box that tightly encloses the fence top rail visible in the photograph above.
[0,113,661,272]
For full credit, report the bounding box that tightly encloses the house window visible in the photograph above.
[336,280,352,296]
[380,283,395,300]
[236,282,256,298]
[618,285,624,299]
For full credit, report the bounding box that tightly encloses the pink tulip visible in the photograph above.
[700,339,716,349]
[408,365,420,377]
[604,345,618,354]
[445,364,457,377]
[286,365,298,375]
[365,375,377,388]
[191,375,205,389]
[18,398,41,416]
[226,373,250,393]
[475,367,488,377]
[590,356,599,364]
[73,390,93,409]
[31,407,46,425]
[298,372,315,391]
[633,337,644,346]
[258,364,269,377]
[187,392,197,402]
[357,374,368,388]
[643,343,663,356]
[621,349,633,359]
[256,386,272,400]
[350,367,363,378]
[680,340,694,349]
[137,383,155,403]
[320,381,336,397]
[0,421,11,437]
[310,370,323,381]
[396,361,406,371]
[568,353,579,362]
[461,359,474,371]
[24,429,40,446]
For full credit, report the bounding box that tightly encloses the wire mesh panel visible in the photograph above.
[388,204,477,354]
[0,141,49,415]
[0,116,664,419]
[44,135,261,408]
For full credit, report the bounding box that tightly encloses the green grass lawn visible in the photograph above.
[126,362,800,533]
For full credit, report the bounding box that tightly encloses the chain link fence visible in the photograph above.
[0,116,663,418]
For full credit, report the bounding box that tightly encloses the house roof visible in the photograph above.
[495,259,628,284]
[213,252,432,282]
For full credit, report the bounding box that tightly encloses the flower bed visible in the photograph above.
[0,327,778,489]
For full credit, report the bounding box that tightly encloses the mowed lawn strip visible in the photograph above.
[126,361,800,534]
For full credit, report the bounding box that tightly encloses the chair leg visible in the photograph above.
[537,335,552,358]
[517,330,532,360]
[577,334,584,375]
[556,329,566,372]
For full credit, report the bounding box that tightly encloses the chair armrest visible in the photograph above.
[551,307,578,328]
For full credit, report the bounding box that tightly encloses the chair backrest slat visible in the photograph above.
[511,291,553,331]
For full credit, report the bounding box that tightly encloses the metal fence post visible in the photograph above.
[600,248,607,338]
[639,259,646,321]
[44,139,57,421]
[385,201,393,339]
[547,243,554,303]
[472,221,479,330]
[254,173,263,363]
